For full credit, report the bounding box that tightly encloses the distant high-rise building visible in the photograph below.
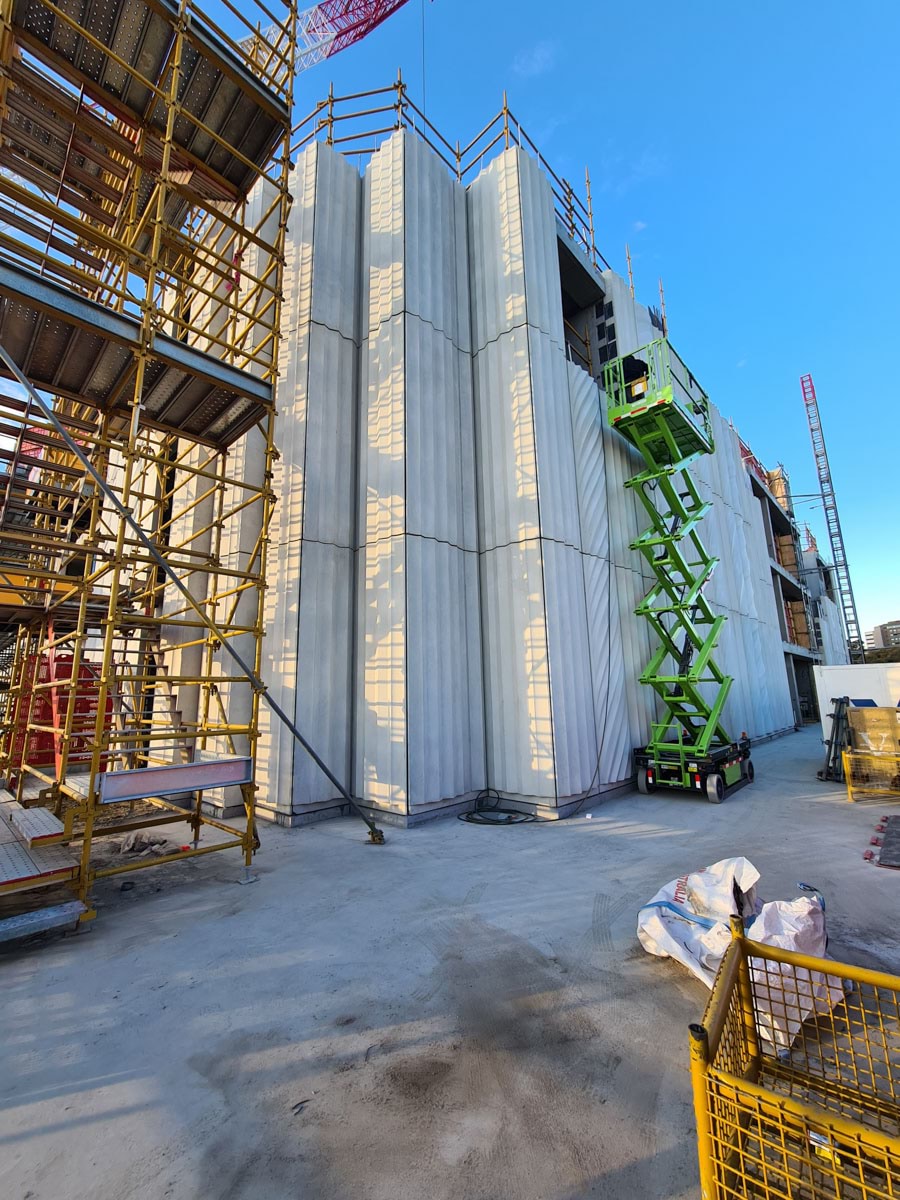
[867,621,900,650]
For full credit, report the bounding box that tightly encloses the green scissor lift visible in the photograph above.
[603,339,753,803]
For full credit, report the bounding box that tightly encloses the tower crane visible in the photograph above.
[800,374,865,663]
[297,0,415,71]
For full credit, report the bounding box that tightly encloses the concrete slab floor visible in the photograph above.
[1,727,898,1200]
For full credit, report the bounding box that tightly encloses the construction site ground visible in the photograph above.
[1,726,897,1200]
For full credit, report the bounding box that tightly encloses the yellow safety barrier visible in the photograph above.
[690,919,900,1199]
[842,750,900,803]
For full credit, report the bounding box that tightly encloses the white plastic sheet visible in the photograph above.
[637,857,761,987]
[745,898,845,1050]
[637,857,845,1049]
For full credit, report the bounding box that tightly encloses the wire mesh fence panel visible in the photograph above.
[692,935,900,1200]
[843,752,900,803]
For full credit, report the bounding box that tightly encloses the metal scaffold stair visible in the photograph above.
[604,339,751,800]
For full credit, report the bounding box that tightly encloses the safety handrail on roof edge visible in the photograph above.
[289,76,611,272]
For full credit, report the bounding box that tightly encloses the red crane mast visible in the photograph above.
[298,0,414,71]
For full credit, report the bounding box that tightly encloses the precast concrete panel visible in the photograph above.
[469,147,632,803]
[479,539,555,800]
[365,131,404,337]
[257,513,302,814]
[257,140,362,819]
[613,560,658,752]
[355,133,484,814]
[582,553,633,784]
[603,271,642,356]
[517,151,566,346]
[529,328,581,548]
[567,362,632,785]
[718,413,795,735]
[257,326,310,817]
[283,156,315,333]
[403,133,471,351]
[292,540,356,803]
[468,150,526,352]
[406,537,484,806]
[568,363,608,561]
[405,317,478,550]
[357,532,408,811]
[597,409,658,750]
[306,146,362,339]
[362,314,406,544]
[472,327,540,551]
[818,597,849,665]
[297,325,359,547]
[542,537,597,797]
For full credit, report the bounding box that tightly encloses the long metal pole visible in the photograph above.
[0,344,385,842]
[688,1023,717,1200]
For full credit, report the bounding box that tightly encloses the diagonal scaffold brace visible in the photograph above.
[0,342,385,844]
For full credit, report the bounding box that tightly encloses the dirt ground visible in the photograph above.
[1,727,898,1200]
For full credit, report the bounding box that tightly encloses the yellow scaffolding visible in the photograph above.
[690,919,900,1199]
[0,0,297,921]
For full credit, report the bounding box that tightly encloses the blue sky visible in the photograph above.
[311,0,899,632]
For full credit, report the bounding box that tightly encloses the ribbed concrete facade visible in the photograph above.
[356,132,485,816]
[257,132,796,824]
[257,144,362,822]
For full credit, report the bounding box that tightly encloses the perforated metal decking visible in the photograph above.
[604,340,751,800]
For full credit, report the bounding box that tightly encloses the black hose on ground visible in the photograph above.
[458,788,536,826]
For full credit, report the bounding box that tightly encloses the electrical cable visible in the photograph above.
[457,788,535,825]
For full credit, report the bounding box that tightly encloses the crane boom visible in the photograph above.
[298,0,414,71]
[800,373,864,662]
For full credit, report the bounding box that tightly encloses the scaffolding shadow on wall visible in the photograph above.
[0,0,298,925]
[290,73,611,273]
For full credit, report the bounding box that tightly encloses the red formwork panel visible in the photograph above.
[6,655,112,787]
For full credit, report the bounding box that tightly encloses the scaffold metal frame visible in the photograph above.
[0,0,298,920]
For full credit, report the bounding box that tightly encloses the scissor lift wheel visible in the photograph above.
[705,773,725,804]
[637,769,654,795]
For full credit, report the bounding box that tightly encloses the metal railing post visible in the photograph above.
[729,916,761,1066]
[585,166,596,266]
[689,1023,718,1200]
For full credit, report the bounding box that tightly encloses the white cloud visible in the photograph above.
[633,220,647,233]
[597,146,669,196]
[736,358,748,369]
[511,40,558,78]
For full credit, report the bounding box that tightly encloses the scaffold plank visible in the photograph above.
[0,839,77,888]
[0,261,271,447]
[3,801,65,847]
[0,900,87,942]
[9,0,289,193]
